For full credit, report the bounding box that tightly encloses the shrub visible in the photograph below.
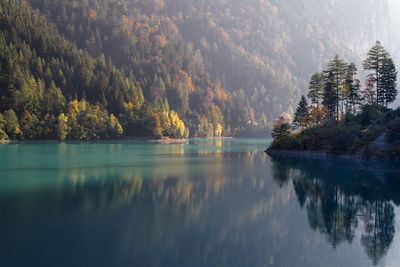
[358,105,382,126]
[386,120,400,143]
[331,128,358,152]
[360,124,382,144]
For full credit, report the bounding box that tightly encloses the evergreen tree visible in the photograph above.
[378,58,397,107]
[363,41,389,105]
[323,71,337,121]
[271,116,290,139]
[327,55,347,120]
[20,111,40,139]
[3,109,21,139]
[57,113,69,140]
[0,113,9,140]
[293,96,309,130]
[348,79,361,114]
[307,72,324,110]
[345,63,360,114]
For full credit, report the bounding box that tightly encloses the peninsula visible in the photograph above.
[266,41,400,161]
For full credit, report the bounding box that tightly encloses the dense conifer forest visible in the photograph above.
[0,0,397,140]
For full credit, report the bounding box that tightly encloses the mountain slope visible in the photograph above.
[0,0,186,140]
[1,0,398,139]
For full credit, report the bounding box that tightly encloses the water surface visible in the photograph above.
[1,139,400,266]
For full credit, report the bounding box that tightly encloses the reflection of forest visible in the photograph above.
[47,151,280,266]
[6,143,400,266]
[271,157,399,265]
[4,145,301,267]
[65,149,267,211]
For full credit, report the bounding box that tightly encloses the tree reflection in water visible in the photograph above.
[4,139,400,267]
[271,157,398,265]
[273,158,399,265]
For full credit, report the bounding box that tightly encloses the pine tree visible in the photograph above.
[348,79,361,114]
[363,41,389,105]
[293,96,309,130]
[323,71,337,121]
[307,72,324,110]
[327,55,347,120]
[345,63,360,114]
[378,57,397,107]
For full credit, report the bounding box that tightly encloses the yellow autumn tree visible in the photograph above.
[67,100,79,118]
[160,111,171,130]
[108,114,123,137]
[160,111,186,139]
[215,123,223,137]
[170,111,185,138]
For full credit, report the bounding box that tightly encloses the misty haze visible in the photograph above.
[1,0,400,266]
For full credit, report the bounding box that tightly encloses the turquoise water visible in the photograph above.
[1,139,400,266]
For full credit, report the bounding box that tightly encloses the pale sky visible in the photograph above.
[388,0,400,27]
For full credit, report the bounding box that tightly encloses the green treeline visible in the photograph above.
[0,0,187,140]
[0,0,395,140]
[270,42,400,158]
[25,0,262,138]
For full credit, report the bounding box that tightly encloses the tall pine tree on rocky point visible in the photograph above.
[293,96,309,130]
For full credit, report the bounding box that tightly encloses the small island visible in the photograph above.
[266,41,400,161]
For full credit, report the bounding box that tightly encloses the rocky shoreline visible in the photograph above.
[265,148,399,162]
[265,131,400,162]
[265,149,360,160]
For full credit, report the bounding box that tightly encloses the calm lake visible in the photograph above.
[1,139,400,267]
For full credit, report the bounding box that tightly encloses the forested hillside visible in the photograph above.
[0,0,186,140]
[162,0,397,115]
[0,0,398,140]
